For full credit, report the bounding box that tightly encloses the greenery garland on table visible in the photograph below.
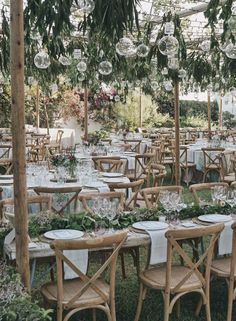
[25,203,234,239]
[0,204,233,248]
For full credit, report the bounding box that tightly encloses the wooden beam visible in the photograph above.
[84,85,88,141]
[139,86,142,128]
[36,84,40,129]
[207,91,211,137]
[219,95,223,130]
[174,81,180,186]
[10,0,30,291]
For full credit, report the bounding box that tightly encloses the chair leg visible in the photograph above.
[120,252,126,279]
[195,297,202,316]
[163,291,170,321]
[226,277,234,321]
[134,283,146,321]
[92,308,96,321]
[176,299,180,318]
[205,302,211,321]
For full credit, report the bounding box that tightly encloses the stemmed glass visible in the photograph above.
[226,190,236,219]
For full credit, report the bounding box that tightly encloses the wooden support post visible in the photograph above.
[174,81,180,186]
[139,86,142,128]
[36,83,40,129]
[207,91,211,137]
[84,85,88,141]
[10,0,30,291]
[219,95,223,130]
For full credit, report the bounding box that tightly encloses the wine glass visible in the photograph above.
[226,190,236,219]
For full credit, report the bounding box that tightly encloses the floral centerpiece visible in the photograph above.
[50,154,78,178]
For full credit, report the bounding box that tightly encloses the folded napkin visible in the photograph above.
[64,249,88,279]
[219,220,233,255]
[146,229,167,265]
[81,183,110,193]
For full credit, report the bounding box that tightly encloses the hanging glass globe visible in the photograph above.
[161,67,169,75]
[164,80,173,91]
[178,68,187,79]
[168,57,179,70]
[151,80,159,90]
[59,55,71,66]
[214,82,220,91]
[50,83,58,94]
[30,30,41,41]
[98,61,112,75]
[158,36,179,56]
[207,84,212,92]
[225,43,236,59]
[200,40,211,52]
[230,87,236,95]
[228,15,236,36]
[34,51,51,69]
[232,3,236,15]
[78,0,95,14]
[114,95,120,102]
[77,72,85,82]
[164,22,175,35]
[136,44,149,57]
[28,76,35,85]
[73,49,82,59]
[77,61,87,72]
[116,37,136,56]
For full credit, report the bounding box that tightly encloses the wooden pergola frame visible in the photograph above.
[10,0,30,290]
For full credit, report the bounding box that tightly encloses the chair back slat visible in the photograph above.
[51,231,128,310]
[165,224,224,294]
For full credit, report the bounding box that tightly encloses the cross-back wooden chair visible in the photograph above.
[189,182,228,206]
[78,191,125,214]
[0,194,52,222]
[159,145,175,183]
[92,156,121,171]
[141,185,183,208]
[41,230,128,321]
[127,153,155,182]
[47,130,64,155]
[122,139,142,153]
[210,222,236,321]
[179,146,196,186]
[95,158,123,173]
[222,154,236,184]
[201,147,225,182]
[0,144,12,159]
[0,158,13,174]
[79,191,136,279]
[29,134,50,162]
[109,179,144,210]
[134,223,224,321]
[147,163,167,187]
[33,186,82,215]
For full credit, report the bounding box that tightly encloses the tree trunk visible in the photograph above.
[174,81,180,186]
[84,85,88,141]
[10,0,30,291]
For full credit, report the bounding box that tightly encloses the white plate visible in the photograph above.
[102,172,123,178]
[198,214,232,223]
[44,229,84,240]
[0,179,14,185]
[0,175,13,179]
[132,221,169,231]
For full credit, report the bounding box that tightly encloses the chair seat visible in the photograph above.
[211,257,236,278]
[41,278,110,308]
[140,265,201,293]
